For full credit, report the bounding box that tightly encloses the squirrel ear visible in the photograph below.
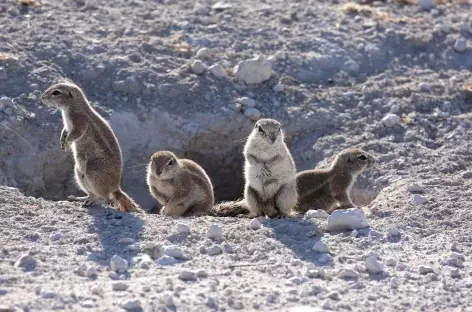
[68,91,73,98]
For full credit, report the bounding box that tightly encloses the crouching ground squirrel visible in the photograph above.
[293,148,376,216]
[41,82,142,213]
[218,119,298,218]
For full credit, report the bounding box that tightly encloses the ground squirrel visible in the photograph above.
[41,82,141,213]
[293,148,376,216]
[220,119,298,218]
[146,151,215,217]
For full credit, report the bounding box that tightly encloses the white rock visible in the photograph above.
[305,269,320,278]
[453,38,467,53]
[273,84,284,92]
[176,224,190,235]
[312,240,329,253]
[209,64,228,79]
[40,289,57,299]
[14,254,36,268]
[196,270,209,278]
[118,237,135,244]
[418,0,434,10]
[110,255,128,272]
[345,60,360,72]
[304,209,329,219]
[249,218,261,230]
[239,97,256,107]
[207,245,222,256]
[381,113,400,127]
[196,48,212,59]
[81,300,94,308]
[318,253,333,264]
[157,256,178,265]
[191,60,206,74]
[112,282,129,291]
[0,97,13,107]
[321,300,331,310]
[85,266,98,278]
[179,270,197,281]
[162,245,184,259]
[338,268,359,279]
[244,108,261,121]
[418,265,434,274]
[386,258,397,267]
[91,286,103,296]
[450,268,461,278]
[121,299,142,310]
[412,194,427,205]
[206,296,217,308]
[407,184,424,193]
[212,1,232,11]
[50,232,63,241]
[108,271,119,280]
[365,256,383,274]
[327,208,369,231]
[206,224,222,239]
[234,55,273,84]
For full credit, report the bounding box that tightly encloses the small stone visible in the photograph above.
[112,282,129,291]
[212,1,232,11]
[162,245,184,259]
[407,184,424,193]
[91,286,103,296]
[234,55,274,85]
[50,232,63,241]
[381,113,400,127]
[206,296,217,308]
[365,256,383,274]
[81,300,94,308]
[196,270,208,278]
[412,194,427,205]
[447,257,464,268]
[418,82,431,92]
[222,243,234,253]
[453,38,467,53]
[118,237,135,244]
[327,291,340,301]
[209,64,228,79]
[345,60,360,73]
[418,0,434,10]
[199,245,207,254]
[386,259,397,267]
[167,296,175,307]
[418,265,434,275]
[321,300,332,310]
[305,269,320,278]
[14,254,37,270]
[0,97,13,108]
[207,245,222,256]
[176,224,190,235]
[239,97,256,108]
[157,256,178,265]
[369,230,383,239]
[85,266,98,278]
[450,268,461,278]
[304,210,329,219]
[179,270,197,281]
[244,108,262,121]
[110,255,128,272]
[288,277,303,285]
[291,258,303,266]
[338,268,358,279]
[121,299,142,310]
[108,271,119,280]
[191,60,206,75]
[273,84,284,92]
[0,289,7,296]
[206,224,222,239]
[396,263,406,271]
[40,289,57,299]
[318,253,333,264]
[249,218,261,230]
[312,240,329,253]
[327,208,369,231]
[196,48,213,60]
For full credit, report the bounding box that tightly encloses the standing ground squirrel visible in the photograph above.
[293,148,376,216]
[41,82,142,213]
[146,151,215,216]
[223,118,298,218]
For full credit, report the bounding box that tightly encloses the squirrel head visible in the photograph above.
[148,151,180,180]
[41,82,85,109]
[332,148,376,175]
[252,118,284,144]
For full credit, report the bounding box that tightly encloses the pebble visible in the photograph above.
[249,218,261,230]
[345,60,360,73]
[85,265,98,278]
[244,107,262,121]
[118,237,135,244]
[318,253,333,264]
[207,224,222,239]
[196,270,209,278]
[176,224,190,235]
[338,268,358,279]
[157,256,178,265]
[365,256,383,274]
[312,240,329,253]
[50,232,63,241]
[207,296,217,308]
[0,289,6,295]
[222,243,234,253]
[450,268,461,278]
[273,84,284,92]
[381,113,400,127]
[91,286,103,296]
[453,38,467,53]
[0,97,13,108]
[108,271,119,280]
[112,282,129,291]
[234,55,273,84]
[110,255,128,272]
[386,259,397,267]
[207,245,223,256]
[14,254,36,269]
[418,265,434,275]
[418,0,434,10]
[447,257,464,268]
[412,194,427,205]
[163,245,185,259]
[327,291,340,301]
[179,270,197,281]
[40,289,57,299]
[369,230,383,239]
[209,64,228,79]
[407,184,424,193]
[191,60,206,75]
[239,97,256,108]
[121,299,142,310]
[212,1,232,11]
[327,208,368,231]
[81,300,94,308]
[196,48,213,60]
[304,209,329,219]
[321,300,332,310]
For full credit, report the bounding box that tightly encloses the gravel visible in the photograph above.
[365,256,384,274]
[327,208,369,231]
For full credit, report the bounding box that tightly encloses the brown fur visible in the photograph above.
[41,82,141,213]
[292,148,376,216]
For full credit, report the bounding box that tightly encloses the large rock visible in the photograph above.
[327,208,369,231]
[234,55,274,84]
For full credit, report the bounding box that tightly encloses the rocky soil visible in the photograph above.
[0,0,472,311]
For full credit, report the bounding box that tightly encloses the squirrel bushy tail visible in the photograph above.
[111,189,143,213]
[210,200,251,217]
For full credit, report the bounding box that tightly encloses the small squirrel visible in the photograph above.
[41,82,141,212]
[293,148,376,216]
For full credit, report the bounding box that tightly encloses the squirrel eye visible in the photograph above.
[358,155,367,161]
[168,159,175,166]
[52,90,61,96]
[258,126,264,133]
